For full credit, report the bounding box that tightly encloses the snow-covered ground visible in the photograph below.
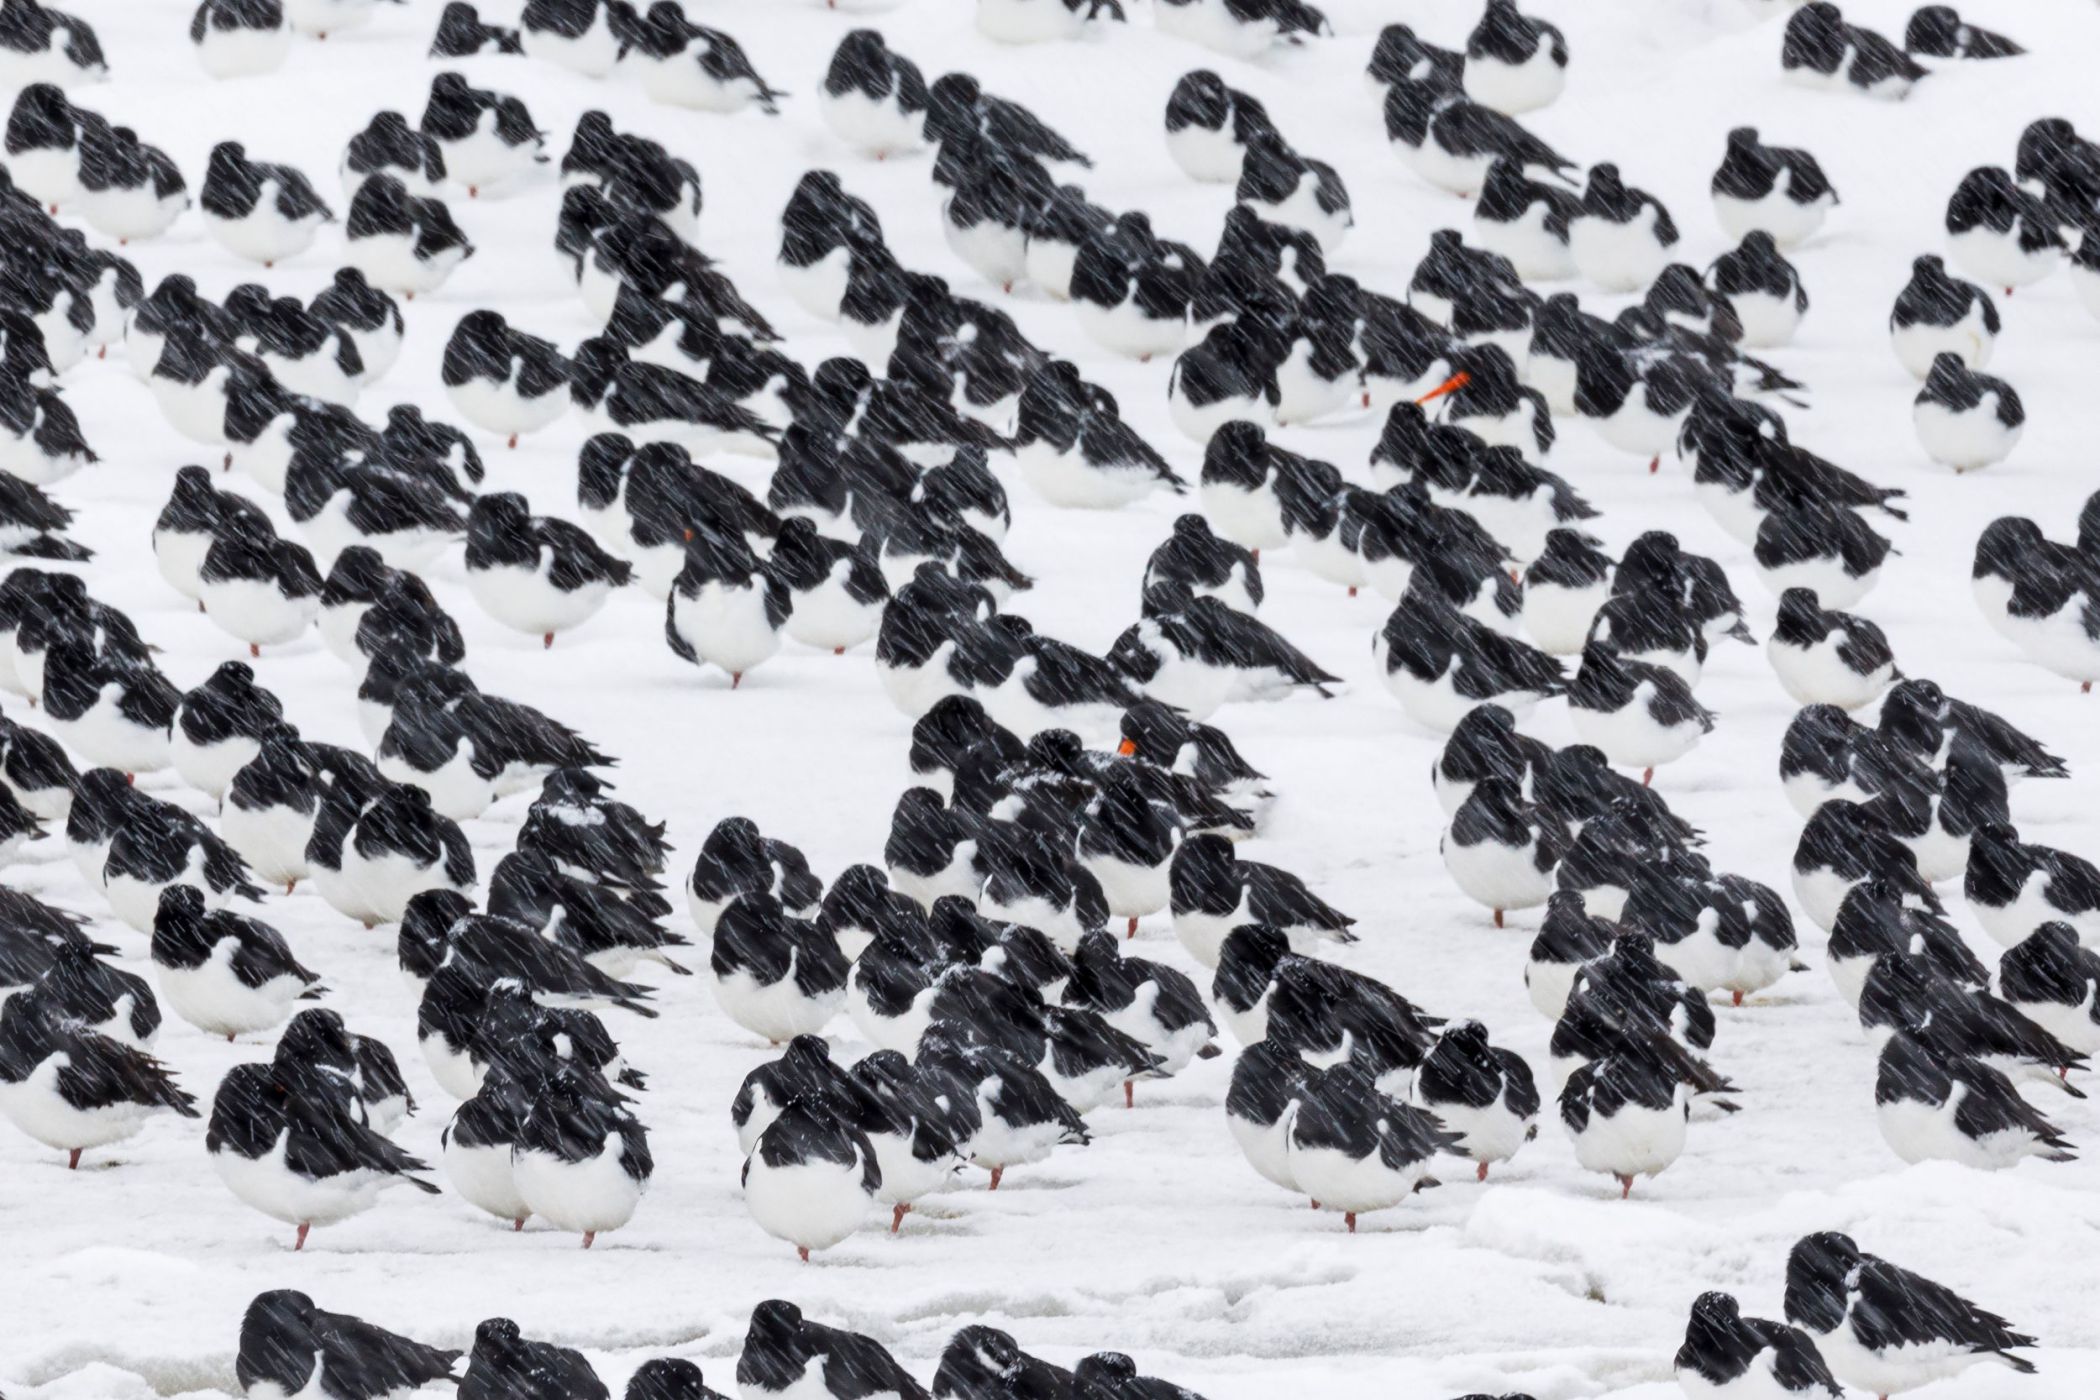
[6,0,2100,1396]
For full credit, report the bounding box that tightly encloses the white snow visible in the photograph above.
[6,1,2100,1398]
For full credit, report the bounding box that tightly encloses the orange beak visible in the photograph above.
[1415,371,1470,405]
[682,528,694,542]
[1116,739,1137,757]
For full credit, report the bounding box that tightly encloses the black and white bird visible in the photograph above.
[1167,834,1354,968]
[0,987,198,1168]
[1163,69,1273,185]
[1783,1233,2037,1397]
[1569,164,1679,294]
[1709,128,1836,249]
[741,1097,877,1260]
[443,309,572,447]
[1965,821,2100,949]
[1768,589,1896,710]
[687,816,822,939]
[1442,776,1563,926]
[1674,1292,1842,1400]
[666,527,793,688]
[710,893,848,1044]
[1889,254,1997,379]
[625,5,785,114]
[1970,516,2100,689]
[40,641,179,783]
[171,661,283,802]
[1999,922,2100,1054]
[1236,130,1351,256]
[1568,642,1714,784]
[1906,5,2023,59]
[342,109,446,201]
[151,885,322,1041]
[1377,590,1566,733]
[819,29,929,159]
[207,1026,440,1248]
[519,0,634,78]
[1781,2,1927,99]
[1945,164,2062,293]
[1558,1034,1703,1199]
[200,141,332,265]
[739,1302,929,1400]
[199,528,323,659]
[311,782,475,929]
[1410,1020,1539,1179]
[1913,352,2022,472]
[1285,1062,1458,1231]
[1155,0,1326,60]
[76,121,187,243]
[1794,798,1941,934]
[1707,231,1808,349]
[1754,503,1892,611]
[420,71,547,198]
[465,491,631,647]
[1471,157,1580,281]
[1062,929,1216,1094]
[344,175,474,299]
[1462,0,1567,115]
[512,1068,652,1246]
[1875,1030,2075,1170]
[461,1318,609,1400]
[1521,529,1614,656]
[1383,76,1572,198]
[237,1289,462,1400]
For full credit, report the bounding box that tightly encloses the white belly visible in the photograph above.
[213,1134,390,1227]
[202,204,324,265]
[1891,306,1992,379]
[172,730,262,802]
[1285,1141,1425,1214]
[975,0,1085,44]
[200,576,318,647]
[1570,691,1704,770]
[1475,199,1576,281]
[743,1152,870,1250]
[1713,186,1831,250]
[444,1135,528,1224]
[1523,579,1608,655]
[778,247,853,322]
[1569,1094,1686,1179]
[1568,209,1669,294]
[1948,225,2060,291]
[1166,120,1244,184]
[0,1059,160,1150]
[819,88,927,158]
[81,184,186,242]
[1463,43,1565,115]
[1442,831,1554,913]
[513,1137,644,1234]
[783,566,882,653]
[316,846,453,926]
[671,582,784,678]
[1729,288,1804,348]
[347,231,466,296]
[222,800,315,886]
[943,205,1031,290]
[197,23,291,78]
[158,949,306,1038]
[522,11,622,77]
[1913,397,2018,471]
[53,697,171,776]
[467,561,611,639]
[712,964,842,1043]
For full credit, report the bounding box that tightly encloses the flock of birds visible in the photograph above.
[0,0,2095,1397]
